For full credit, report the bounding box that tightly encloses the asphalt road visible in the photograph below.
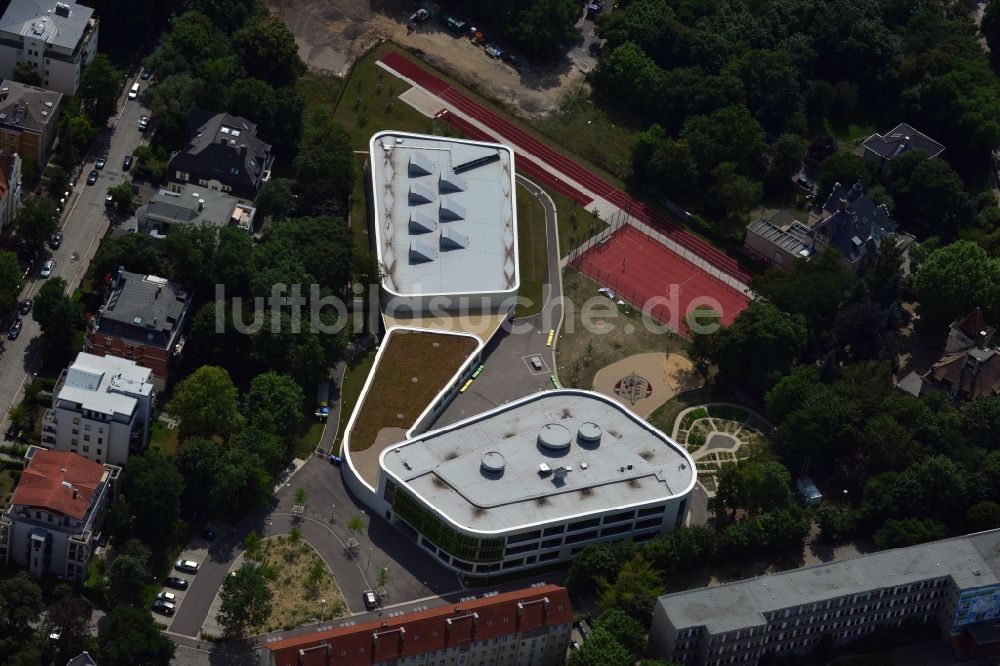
[167,454,462,639]
[0,73,152,428]
[432,176,563,428]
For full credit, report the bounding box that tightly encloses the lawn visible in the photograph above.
[348,330,477,453]
[147,419,179,458]
[515,183,548,318]
[296,70,345,117]
[333,348,377,455]
[822,116,876,145]
[555,269,688,390]
[0,468,15,502]
[294,420,325,460]
[258,535,348,633]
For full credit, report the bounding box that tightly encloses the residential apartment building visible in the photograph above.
[0,446,119,583]
[168,109,273,202]
[265,584,573,666]
[0,151,20,231]
[137,184,256,238]
[84,268,192,388]
[42,352,155,465]
[0,79,60,165]
[0,0,99,96]
[651,529,1000,664]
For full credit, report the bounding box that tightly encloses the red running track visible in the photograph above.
[573,225,748,337]
[379,50,752,284]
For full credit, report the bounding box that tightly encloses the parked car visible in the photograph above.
[796,476,823,507]
[164,576,189,590]
[122,155,133,171]
[140,67,151,80]
[138,116,149,131]
[796,175,815,191]
[18,299,31,315]
[175,559,199,574]
[50,232,62,249]
[156,591,177,603]
[40,259,54,278]
[128,82,139,99]
[7,318,21,340]
[363,589,378,610]
[199,528,216,541]
[152,600,175,616]
[86,169,99,185]
[95,153,107,170]
[328,454,343,466]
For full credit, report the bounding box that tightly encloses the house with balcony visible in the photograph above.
[85,268,192,389]
[0,446,119,583]
[42,352,154,466]
[137,183,256,238]
[0,0,98,96]
[167,109,273,202]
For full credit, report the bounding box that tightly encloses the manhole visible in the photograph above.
[411,376,419,383]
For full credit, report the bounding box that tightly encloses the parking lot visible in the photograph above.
[153,529,221,629]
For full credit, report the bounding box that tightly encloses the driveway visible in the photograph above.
[431,176,563,428]
[0,73,151,428]
[168,454,460,639]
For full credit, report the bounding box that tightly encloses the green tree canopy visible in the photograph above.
[233,19,304,87]
[713,459,792,519]
[245,372,304,456]
[120,452,184,546]
[566,626,632,666]
[509,0,581,60]
[711,302,808,397]
[593,608,647,657]
[32,277,83,369]
[913,241,1000,330]
[13,61,40,86]
[961,397,1000,450]
[79,54,124,124]
[0,250,23,314]
[873,517,946,550]
[679,105,765,176]
[217,562,273,637]
[97,604,175,665]
[16,195,59,253]
[168,365,244,441]
[175,438,221,519]
[888,150,968,233]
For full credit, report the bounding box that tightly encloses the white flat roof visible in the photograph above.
[380,390,696,535]
[57,352,153,416]
[369,131,517,298]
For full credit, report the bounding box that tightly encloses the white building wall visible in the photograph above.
[49,407,134,465]
[0,19,97,96]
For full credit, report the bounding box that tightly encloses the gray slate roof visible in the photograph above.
[170,110,272,195]
[862,122,945,160]
[0,0,93,50]
[138,185,250,232]
[815,182,895,263]
[658,529,1000,636]
[0,79,61,132]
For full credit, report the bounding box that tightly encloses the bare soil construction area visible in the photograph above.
[267,0,597,117]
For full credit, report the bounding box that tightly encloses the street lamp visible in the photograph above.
[366,547,373,576]
[320,598,326,623]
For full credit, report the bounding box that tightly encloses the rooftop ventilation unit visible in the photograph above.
[440,226,469,250]
[578,422,602,447]
[408,153,434,177]
[538,423,571,453]
[480,451,506,477]
[439,198,466,221]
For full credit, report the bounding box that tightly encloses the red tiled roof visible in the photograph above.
[11,450,106,520]
[929,351,1000,400]
[266,584,573,666]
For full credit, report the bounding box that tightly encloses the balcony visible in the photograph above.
[41,433,55,445]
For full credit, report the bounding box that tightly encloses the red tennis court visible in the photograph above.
[573,225,749,337]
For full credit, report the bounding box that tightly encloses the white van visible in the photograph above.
[128,82,139,99]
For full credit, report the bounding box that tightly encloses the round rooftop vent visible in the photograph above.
[578,422,602,445]
[480,451,506,475]
[538,423,572,452]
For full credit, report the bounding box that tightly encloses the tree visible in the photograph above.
[966,501,1000,532]
[713,460,792,519]
[215,448,271,516]
[961,397,1000,450]
[347,515,365,537]
[132,145,169,181]
[0,251,23,314]
[16,195,59,253]
[293,110,355,203]
[244,530,262,559]
[0,572,43,640]
[294,487,307,505]
[106,182,136,214]
[679,105,766,176]
[190,0,260,32]
[162,224,217,291]
[121,452,183,547]
[593,609,647,657]
[59,112,97,166]
[723,49,801,134]
[42,595,92,666]
[753,247,857,335]
[834,301,900,363]
[167,365,243,440]
[888,150,968,233]
[218,563,273,637]
[711,302,808,396]
[509,0,580,60]
[32,277,83,368]
[79,54,124,124]
[97,605,175,665]
[175,438,221,519]
[107,552,149,607]
[245,372,304,456]
[764,133,807,195]
[146,74,202,146]
[226,77,278,129]
[12,62,40,86]
[597,554,664,621]
[914,241,1000,330]
[307,557,326,590]
[891,455,969,524]
[592,42,664,112]
[254,177,298,222]
[233,19,304,87]
[288,526,302,545]
[816,152,872,201]
[985,0,1000,71]
[709,162,762,220]
[873,517,946,550]
[90,232,162,279]
[566,626,632,666]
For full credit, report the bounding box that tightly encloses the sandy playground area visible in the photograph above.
[592,353,702,418]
